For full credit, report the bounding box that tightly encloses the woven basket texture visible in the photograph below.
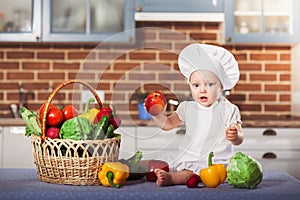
[31,135,120,185]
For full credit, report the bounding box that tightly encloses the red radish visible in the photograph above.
[186,174,199,188]
[46,127,60,139]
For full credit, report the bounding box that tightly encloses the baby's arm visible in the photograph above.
[226,123,244,145]
[151,112,182,131]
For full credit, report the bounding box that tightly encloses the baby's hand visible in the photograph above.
[226,124,238,141]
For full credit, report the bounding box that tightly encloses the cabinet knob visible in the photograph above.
[225,36,231,43]
[35,36,40,41]
[136,5,142,12]
[262,129,277,136]
[262,152,277,159]
[176,129,186,134]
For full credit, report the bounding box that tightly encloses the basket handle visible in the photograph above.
[41,80,103,142]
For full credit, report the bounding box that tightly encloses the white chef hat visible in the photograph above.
[178,43,240,90]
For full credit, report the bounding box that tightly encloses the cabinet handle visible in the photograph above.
[176,129,186,134]
[262,152,277,159]
[262,129,277,136]
[225,36,231,43]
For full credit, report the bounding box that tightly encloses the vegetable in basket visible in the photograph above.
[94,104,122,129]
[199,152,227,188]
[227,152,263,189]
[119,150,147,180]
[59,117,93,140]
[92,115,109,140]
[98,162,129,188]
[79,98,99,123]
[62,105,78,121]
[19,107,41,137]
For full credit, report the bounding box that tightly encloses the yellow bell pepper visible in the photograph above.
[199,152,227,188]
[98,162,130,188]
[79,97,99,123]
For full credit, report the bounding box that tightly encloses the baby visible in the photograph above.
[150,43,244,186]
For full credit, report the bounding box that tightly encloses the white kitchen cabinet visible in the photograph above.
[42,0,135,42]
[234,128,300,179]
[116,126,136,160]
[224,0,300,43]
[0,0,135,42]
[0,0,42,42]
[135,126,185,160]
[0,126,35,168]
[122,126,300,180]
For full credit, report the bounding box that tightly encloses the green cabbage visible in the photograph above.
[59,117,93,140]
[227,152,263,189]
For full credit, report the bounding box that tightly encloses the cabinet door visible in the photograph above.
[224,0,299,43]
[234,128,300,179]
[0,0,41,42]
[116,126,136,159]
[1,127,35,168]
[42,0,135,42]
[136,126,185,160]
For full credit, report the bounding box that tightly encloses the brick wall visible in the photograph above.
[0,21,292,123]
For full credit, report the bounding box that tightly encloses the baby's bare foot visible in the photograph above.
[154,169,173,186]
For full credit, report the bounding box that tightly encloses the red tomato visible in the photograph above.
[38,103,55,122]
[62,105,78,121]
[46,107,63,127]
[144,91,167,116]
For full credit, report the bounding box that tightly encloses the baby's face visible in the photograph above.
[189,70,222,107]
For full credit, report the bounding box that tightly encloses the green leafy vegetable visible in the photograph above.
[59,117,93,140]
[227,152,263,189]
[19,107,41,137]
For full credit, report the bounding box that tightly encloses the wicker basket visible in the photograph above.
[31,80,120,185]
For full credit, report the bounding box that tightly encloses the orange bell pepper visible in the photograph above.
[199,152,227,188]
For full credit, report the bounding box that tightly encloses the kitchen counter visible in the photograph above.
[0,168,300,200]
[131,118,300,128]
[0,118,26,126]
[1,117,300,127]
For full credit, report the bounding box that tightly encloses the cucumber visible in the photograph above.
[105,124,115,138]
[93,115,109,140]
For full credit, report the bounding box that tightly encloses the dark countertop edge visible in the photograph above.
[1,118,300,128]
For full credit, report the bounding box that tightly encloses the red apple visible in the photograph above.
[144,91,167,116]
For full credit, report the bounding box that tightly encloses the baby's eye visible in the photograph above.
[207,82,214,87]
[192,83,199,88]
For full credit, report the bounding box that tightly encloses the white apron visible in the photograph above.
[154,96,241,174]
